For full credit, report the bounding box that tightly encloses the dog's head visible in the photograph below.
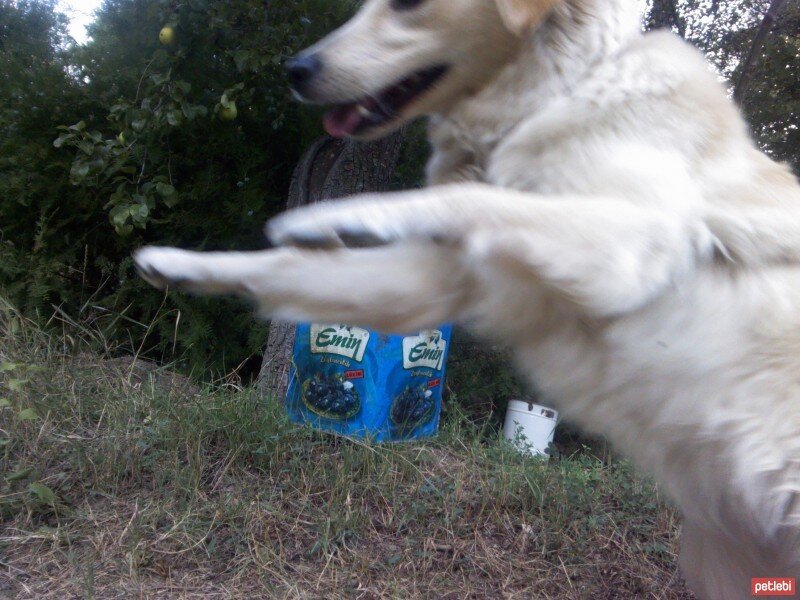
[287,0,563,139]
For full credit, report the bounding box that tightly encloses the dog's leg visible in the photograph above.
[134,242,469,332]
[267,183,716,318]
[678,518,792,600]
[136,183,715,326]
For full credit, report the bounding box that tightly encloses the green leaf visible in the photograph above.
[70,162,90,183]
[8,378,28,391]
[17,408,39,421]
[166,110,182,127]
[131,119,147,132]
[0,398,11,408]
[53,134,72,148]
[0,362,19,373]
[150,72,170,86]
[109,203,131,229]
[77,141,95,155]
[28,483,57,506]
[132,203,150,222]
[156,182,175,197]
[7,467,34,482]
[234,50,251,72]
[181,102,207,120]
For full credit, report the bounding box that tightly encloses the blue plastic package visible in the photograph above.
[286,323,453,442]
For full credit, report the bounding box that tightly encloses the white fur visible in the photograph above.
[134,0,800,596]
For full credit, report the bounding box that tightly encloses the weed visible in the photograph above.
[0,301,691,598]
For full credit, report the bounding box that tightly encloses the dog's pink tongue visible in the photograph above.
[323,105,362,138]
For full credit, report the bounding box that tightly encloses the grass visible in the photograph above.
[0,303,692,598]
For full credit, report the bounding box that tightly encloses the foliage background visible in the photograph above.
[0,0,797,380]
[1,0,359,376]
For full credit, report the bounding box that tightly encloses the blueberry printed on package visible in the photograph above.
[390,386,435,439]
[302,374,360,420]
[286,324,452,442]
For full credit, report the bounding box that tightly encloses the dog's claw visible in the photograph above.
[133,247,193,291]
[336,227,390,248]
[265,191,458,250]
[134,251,167,289]
[283,231,344,249]
[266,210,398,250]
[265,218,324,248]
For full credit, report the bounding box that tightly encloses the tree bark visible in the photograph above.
[258,131,406,400]
[732,0,788,106]
[645,0,686,37]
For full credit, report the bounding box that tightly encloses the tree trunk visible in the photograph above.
[645,0,686,37]
[258,131,406,400]
[732,0,788,106]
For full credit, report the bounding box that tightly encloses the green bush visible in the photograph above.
[1,0,356,375]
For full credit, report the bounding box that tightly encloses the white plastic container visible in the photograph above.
[503,400,558,458]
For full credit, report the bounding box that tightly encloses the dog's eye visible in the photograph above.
[391,0,426,10]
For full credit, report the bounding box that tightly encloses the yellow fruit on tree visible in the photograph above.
[219,102,238,121]
[159,27,175,45]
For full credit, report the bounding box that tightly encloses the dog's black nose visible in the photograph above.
[286,54,323,91]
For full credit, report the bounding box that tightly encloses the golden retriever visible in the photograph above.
[134,0,800,596]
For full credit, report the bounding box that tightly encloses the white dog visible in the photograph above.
[134,0,800,596]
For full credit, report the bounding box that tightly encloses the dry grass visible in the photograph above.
[0,303,693,599]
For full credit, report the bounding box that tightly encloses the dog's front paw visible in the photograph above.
[266,190,458,249]
[265,196,400,249]
[134,247,203,291]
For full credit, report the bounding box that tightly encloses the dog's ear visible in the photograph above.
[494,0,561,36]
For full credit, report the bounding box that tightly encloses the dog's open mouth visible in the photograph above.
[323,65,449,138]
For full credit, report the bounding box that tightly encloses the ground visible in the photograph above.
[0,307,693,598]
